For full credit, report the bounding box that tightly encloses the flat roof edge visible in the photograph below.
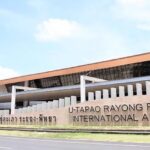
[0,52,150,85]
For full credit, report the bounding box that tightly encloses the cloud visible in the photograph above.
[113,0,150,20]
[46,22,131,70]
[112,0,150,30]
[116,0,145,7]
[34,19,82,42]
[137,24,150,30]
[0,66,20,80]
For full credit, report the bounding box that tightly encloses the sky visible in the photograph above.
[0,0,150,80]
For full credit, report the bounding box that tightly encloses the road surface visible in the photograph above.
[0,135,150,150]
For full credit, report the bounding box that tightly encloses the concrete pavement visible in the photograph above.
[0,136,150,150]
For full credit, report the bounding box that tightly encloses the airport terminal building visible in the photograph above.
[0,53,150,126]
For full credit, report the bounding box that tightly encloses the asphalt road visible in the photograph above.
[0,136,150,150]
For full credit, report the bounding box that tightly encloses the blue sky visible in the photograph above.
[0,0,150,79]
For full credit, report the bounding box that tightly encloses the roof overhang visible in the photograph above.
[0,52,149,85]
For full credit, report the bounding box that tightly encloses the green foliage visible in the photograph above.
[0,130,150,143]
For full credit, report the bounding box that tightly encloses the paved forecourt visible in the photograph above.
[0,136,150,150]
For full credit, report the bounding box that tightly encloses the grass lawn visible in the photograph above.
[1,124,150,130]
[0,130,150,143]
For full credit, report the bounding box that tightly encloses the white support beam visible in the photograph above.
[88,92,94,101]
[80,76,86,103]
[136,83,142,96]
[146,81,150,95]
[82,75,105,83]
[127,85,133,96]
[80,75,106,103]
[11,86,16,115]
[95,91,101,100]
[11,85,38,115]
[47,101,52,109]
[64,97,71,107]
[71,96,77,105]
[119,86,125,97]
[13,85,38,91]
[111,88,117,98]
[59,98,65,108]
[53,100,59,108]
[103,89,109,99]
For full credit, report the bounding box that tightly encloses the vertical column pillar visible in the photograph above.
[25,107,29,113]
[42,102,47,111]
[136,83,142,96]
[95,91,101,100]
[52,100,59,108]
[80,76,86,103]
[111,88,117,98]
[33,105,37,112]
[11,86,16,115]
[146,81,150,95]
[30,106,34,113]
[103,89,109,99]
[23,101,29,107]
[59,98,65,108]
[25,107,28,113]
[127,85,133,96]
[119,86,125,97]
[88,92,94,101]
[26,107,30,113]
[24,81,29,107]
[47,101,52,109]
[71,96,77,105]
[37,104,42,112]
[65,97,71,107]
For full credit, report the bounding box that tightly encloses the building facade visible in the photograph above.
[0,53,149,126]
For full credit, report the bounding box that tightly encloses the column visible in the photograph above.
[24,81,29,107]
[146,81,150,95]
[80,76,86,103]
[71,96,77,105]
[11,86,16,115]
[23,101,29,107]
[33,105,37,112]
[25,107,28,113]
[59,98,65,108]
[47,101,52,109]
[136,83,142,96]
[103,89,109,99]
[31,106,34,113]
[95,91,101,100]
[127,85,133,96]
[119,86,125,97]
[88,92,94,101]
[52,100,59,108]
[26,107,30,113]
[42,102,47,111]
[111,88,117,98]
[37,104,42,112]
[65,97,71,107]
[22,107,26,114]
